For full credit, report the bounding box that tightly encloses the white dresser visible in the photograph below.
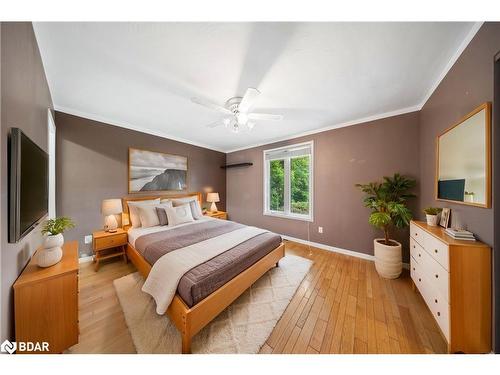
[409,220,491,353]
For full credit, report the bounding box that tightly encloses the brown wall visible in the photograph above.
[55,112,227,257]
[419,23,499,247]
[419,22,500,351]
[227,111,420,259]
[0,22,54,341]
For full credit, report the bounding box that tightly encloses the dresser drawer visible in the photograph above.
[411,238,449,301]
[410,222,427,247]
[411,257,429,297]
[427,289,450,341]
[410,237,426,264]
[421,254,449,301]
[424,234,449,271]
[411,258,450,341]
[94,233,127,250]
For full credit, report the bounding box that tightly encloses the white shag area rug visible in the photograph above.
[113,255,312,354]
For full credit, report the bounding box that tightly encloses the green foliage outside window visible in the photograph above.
[269,156,310,215]
[291,156,309,214]
[269,159,284,211]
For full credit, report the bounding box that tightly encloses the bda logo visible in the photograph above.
[1,339,17,354]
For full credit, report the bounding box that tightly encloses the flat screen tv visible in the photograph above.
[438,178,466,202]
[9,128,48,243]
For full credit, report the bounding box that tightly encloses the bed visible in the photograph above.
[122,192,285,353]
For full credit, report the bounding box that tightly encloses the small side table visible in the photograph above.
[92,228,128,271]
[204,211,228,220]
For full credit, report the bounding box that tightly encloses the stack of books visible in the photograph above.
[445,228,476,241]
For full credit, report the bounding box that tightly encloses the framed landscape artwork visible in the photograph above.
[128,148,188,193]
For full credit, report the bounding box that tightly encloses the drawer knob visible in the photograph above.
[418,253,421,257]
[434,249,438,254]
[435,274,438,279]
[437,312,441,317]
[412,267,415,271]
[413,245,415,248]
[434,299,438,303]
[418,278,421,282]
[415,233,418,236]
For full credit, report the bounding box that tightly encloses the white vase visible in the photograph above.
[38,233,64,268]
[426,214,439,226]
[373,238,402,279]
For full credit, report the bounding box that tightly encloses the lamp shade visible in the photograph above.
[101,199,123,216]
[206,192,220,203]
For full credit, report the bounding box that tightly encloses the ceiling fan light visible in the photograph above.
[223,118,231,127]
[247,122,255,130]
[236,112,248,125]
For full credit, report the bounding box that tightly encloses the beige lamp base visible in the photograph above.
[104,214,118,232]
[209,202,218,212]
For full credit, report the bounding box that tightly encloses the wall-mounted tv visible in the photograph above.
[9,128,48,243]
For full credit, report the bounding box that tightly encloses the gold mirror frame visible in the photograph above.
[435,102,492,208]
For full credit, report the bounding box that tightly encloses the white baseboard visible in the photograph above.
[281,234,410,269]
[79,255,93,264]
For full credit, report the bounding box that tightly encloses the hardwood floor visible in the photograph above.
[68,240,447,354]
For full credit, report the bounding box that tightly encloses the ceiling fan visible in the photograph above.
[191,88,283,133]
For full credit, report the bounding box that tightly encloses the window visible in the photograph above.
[264,141,313,221]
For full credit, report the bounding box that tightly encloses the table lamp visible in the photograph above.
[101,199,122,232]
[206,192,220,212]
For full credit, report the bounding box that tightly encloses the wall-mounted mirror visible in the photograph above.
[436,102,491,208]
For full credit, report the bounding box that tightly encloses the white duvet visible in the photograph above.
[140,224,268,314]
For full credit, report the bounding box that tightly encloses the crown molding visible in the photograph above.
[54,106,226,153]
[225,104,421,153]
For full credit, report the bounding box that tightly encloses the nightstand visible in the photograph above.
[204,211,228,220]
[92,228,128,271]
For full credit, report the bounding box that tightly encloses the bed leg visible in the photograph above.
[181,334,192,354]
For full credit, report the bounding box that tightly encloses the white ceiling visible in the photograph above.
[33,22,480,153]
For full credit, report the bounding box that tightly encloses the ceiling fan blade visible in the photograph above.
[191,97,232,115]
[238,88,260,112]
[248,113,284,121]
[205,120,224,128]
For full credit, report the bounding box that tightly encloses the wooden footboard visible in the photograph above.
[126,241,285,353]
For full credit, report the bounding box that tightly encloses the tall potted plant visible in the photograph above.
[356,173,416,279]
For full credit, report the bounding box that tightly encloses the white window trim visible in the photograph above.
[48,109,56,219]
[263,141,314,222]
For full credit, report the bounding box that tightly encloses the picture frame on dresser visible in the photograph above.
[439,207,450,228]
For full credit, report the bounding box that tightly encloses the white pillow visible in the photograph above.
[137,205,160,228]
[166,204,194,226]
[172,197,203,220]
[127,199,160,227]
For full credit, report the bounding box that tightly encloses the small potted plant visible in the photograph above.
[356,173,416,279]
[423,207,442,226]
[464,191,475,203]
[38,217,75,267]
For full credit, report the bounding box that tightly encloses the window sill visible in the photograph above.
[263,211,313,222]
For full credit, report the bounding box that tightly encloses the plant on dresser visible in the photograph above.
[410,220,491,353]
[356,173,416,279]
[423,207,442,227]
[39,217,75,268]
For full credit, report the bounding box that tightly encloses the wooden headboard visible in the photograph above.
[122,192,203,230]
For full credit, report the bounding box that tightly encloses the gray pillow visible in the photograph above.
[155,202,173,226]
[156,207,168,226]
